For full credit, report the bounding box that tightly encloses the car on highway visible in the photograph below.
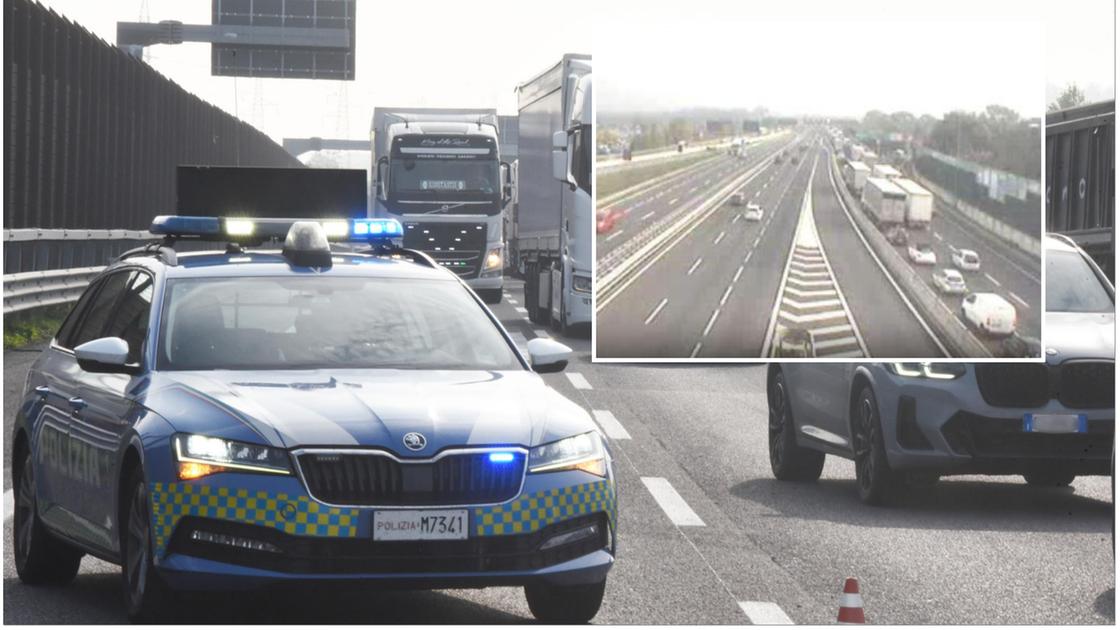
[960,292,1017,336]
[952,248,981,272]
[11,216,617,623]
[743,203,763,222]
[907,242,937,265]
[886,225,909,246]
[932,268,968,295]
[731,191,747,206]
[597,207,623,234]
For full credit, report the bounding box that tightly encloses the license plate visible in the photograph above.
[373,509,468,541]
[1023,413,1087,434]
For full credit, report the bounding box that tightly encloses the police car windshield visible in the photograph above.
[157,276,521,371]
[1046,250,1114,313]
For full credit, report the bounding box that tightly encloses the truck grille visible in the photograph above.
[296,450,525,507]
[403,221,487,279]
[974,362,1114,409]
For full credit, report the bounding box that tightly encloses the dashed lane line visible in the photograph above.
[702,309,721,337]
[644,298,669,325]
[591,410,632,440]
[985,272,1002,287]
[510,331,529,354]
[533,329,550,338]
[605,230,625,242]
[641,211,655,221]
[1009,291,1030,309]
[641,477,706,526]
[565,372,593,390]
[714,231,726,245]
[669,197,680,206]
[739,601,795,625]
[514,307,528,315]
[688,257,703,276]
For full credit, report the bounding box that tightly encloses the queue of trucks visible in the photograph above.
[841,153,932,229]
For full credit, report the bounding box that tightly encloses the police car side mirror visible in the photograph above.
[74,337,137,374]
[526,338,571,374]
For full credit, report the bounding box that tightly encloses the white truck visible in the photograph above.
[871,163,902,179]
[894,177,933,228]
[861,176,907,225]
[843,160,871,194]
[513,53,592,333]
[370,107,511,304]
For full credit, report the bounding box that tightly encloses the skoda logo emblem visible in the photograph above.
[403,432,427,451]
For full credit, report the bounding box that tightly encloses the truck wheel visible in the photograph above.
[852,385,904,506]
[525,579,606,623]
[476,289,502,305]
[122,468,174,623]
[524,263,543,324]
[768,371,825,481]
[13,450,84,585]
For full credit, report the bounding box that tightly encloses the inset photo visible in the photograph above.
[594,1,1046,360]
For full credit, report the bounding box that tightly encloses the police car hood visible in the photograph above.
[146,370,595,452]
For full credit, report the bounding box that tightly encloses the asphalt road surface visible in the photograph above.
[3,284,1113,623]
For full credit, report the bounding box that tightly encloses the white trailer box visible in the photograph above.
[894,177,933,228]
[843,160,871,194]
[871,164,902,179]
[514,53,592,332]
[861,176,907,224]
[862,150,879,167]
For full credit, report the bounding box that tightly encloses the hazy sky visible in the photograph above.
[39,0,593,146]
[597,0,1109,118]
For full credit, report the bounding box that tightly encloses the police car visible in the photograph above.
[11,217,617,623]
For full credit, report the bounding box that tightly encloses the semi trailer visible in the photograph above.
[862,176,907,225]
[894,177,933,228]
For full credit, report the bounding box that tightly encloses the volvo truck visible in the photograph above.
[370,107,510,303]
[513,54,592,334]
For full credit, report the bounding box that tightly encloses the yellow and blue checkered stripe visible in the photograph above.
[473,480,615,536]
[149,482,359,556]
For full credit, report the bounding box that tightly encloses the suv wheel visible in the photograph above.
[768,371,825,481]
[525,579,606,623]
[13,451,83,585]
[852,386,903,505]
[122,468,173,622]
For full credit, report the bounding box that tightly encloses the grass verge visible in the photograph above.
[597,150,719,200]
[4,304,70,349]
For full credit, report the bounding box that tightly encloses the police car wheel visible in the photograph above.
[525,578,606,623]
[768,371,824,481]
[122,469,173,622]
[13,452,83,585]
[852,386,903,506]
[1023,469,1076,487]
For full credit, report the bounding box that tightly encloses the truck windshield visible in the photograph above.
[571,123,592,195]
[1046,250,1114,313]
[157,276,521,371]
[390,157,499,206]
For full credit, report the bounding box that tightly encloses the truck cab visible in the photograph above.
[372,111,511,304]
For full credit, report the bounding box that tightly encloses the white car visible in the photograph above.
[907,243,937,265]
[952,248,981,271]
[932,268,968,295]
[731,192,747,206]
[960,292,1017,336]
[743,203,763,221]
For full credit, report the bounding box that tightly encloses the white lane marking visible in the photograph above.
[669,197,680,205]
[739,602,794,625]
[704,179,711,185]
[732,265,744,284]
[508,298,519,305]
[688,257,703,275]
[690,341,703,358]
[702,309,721,337]
[514,307,528,314]
[933,231,943,241]
[688,186,698,194]
[984,272,1002,287]
[719,284,734,307]
[641,477,706,526]
[714,231,726,245]
[533,329,550,338]
[732,214,741,224]
[1009,291,1030,309]
[605,230,624,242]
[510,332,529,353]
[592,410,632,440]
[644,298,669,325]
[565,372,593,390]
[4,489,13,522]
[753,235,761,248]
[641,211,655,221]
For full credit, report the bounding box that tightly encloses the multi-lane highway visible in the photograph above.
[595,127,1041,359]
[4,287,1111,623]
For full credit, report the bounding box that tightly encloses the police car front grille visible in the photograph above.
[297,451,525,507]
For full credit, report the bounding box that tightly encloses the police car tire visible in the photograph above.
[853,386,904,506]
[122,469,174,623]
[525,578,606,623]
[768,371,825,482]
[1023,469,1076,487]
[13,453,83,585]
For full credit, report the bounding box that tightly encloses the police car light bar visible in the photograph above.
[150,216,404,244]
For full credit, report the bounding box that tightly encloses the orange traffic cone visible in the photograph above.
[837,577,866,624]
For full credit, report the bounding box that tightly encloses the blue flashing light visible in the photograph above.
[352,218,402,239]
[150,215,222,236]
[488,452,516,464]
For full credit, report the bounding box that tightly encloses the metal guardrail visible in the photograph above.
[4,266,105,313]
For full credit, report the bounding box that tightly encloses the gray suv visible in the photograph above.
[767,235,1114,505]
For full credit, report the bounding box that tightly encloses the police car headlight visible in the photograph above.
[173,434,292,480]
[887,363,966,380]
[571,274,592,293]
[528,432,607,477]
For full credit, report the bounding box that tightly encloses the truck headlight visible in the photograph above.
[887,363,966,380]
[483,247,503,271]
[173,434,292,480]
[571,274,592,293]
[528,432,607,477]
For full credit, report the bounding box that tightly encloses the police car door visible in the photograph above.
[70,269,153,546]
[34,269,132,544]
